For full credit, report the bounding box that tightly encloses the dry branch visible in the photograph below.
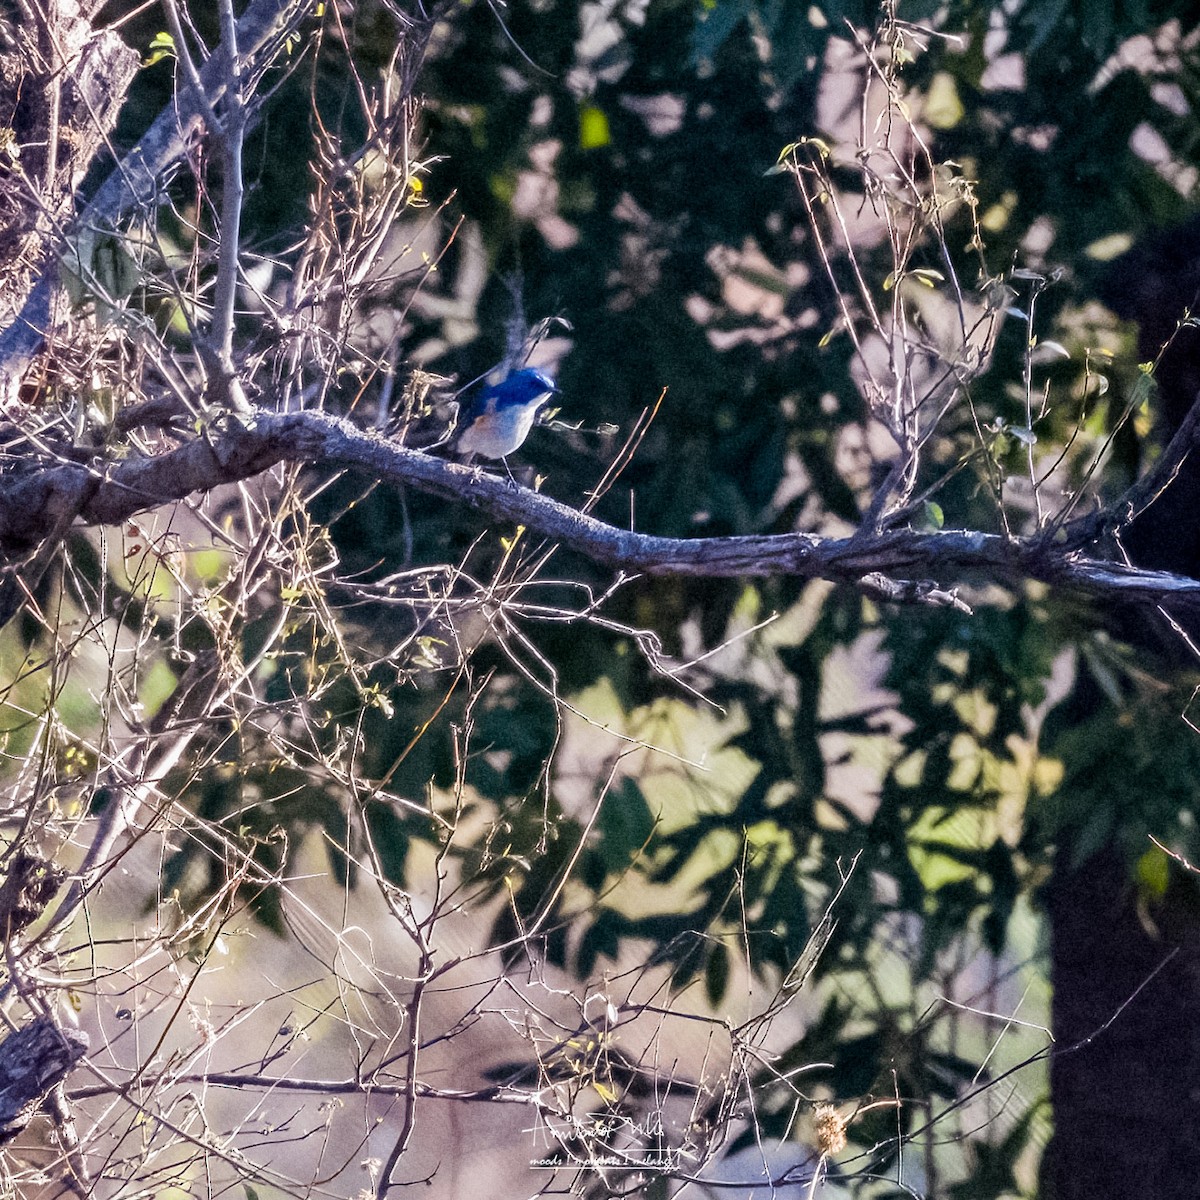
[2,406,1199,616]
[0,0,313,404]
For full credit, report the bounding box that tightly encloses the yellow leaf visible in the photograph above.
[924,72,964,129]
[1085,232,1133,261]
[909,268,945,288]
[580,105,611,150]
[1136,846,1169,899]
[143,31,175,67]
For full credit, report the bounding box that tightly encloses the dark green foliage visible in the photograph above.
[97,0,1200,1191]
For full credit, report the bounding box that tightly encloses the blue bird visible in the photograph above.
[457,367,560,461]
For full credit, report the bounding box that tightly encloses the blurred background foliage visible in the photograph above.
[25,0,1200,1192]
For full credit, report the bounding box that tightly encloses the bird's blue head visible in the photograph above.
[457,367,560,460]
[487,367,559,411]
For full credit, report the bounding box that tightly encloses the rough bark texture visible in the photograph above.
[0,1016,88,1143]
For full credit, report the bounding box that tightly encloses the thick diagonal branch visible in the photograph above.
[3,408,1199,614]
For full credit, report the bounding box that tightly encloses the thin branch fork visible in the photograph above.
[3,406,1200,615]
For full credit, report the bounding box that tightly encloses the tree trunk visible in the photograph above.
[1043,845,1200,1198]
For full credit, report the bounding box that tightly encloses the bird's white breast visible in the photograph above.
[458,394,551,459]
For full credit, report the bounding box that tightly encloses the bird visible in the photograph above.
[456,367,560,462]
